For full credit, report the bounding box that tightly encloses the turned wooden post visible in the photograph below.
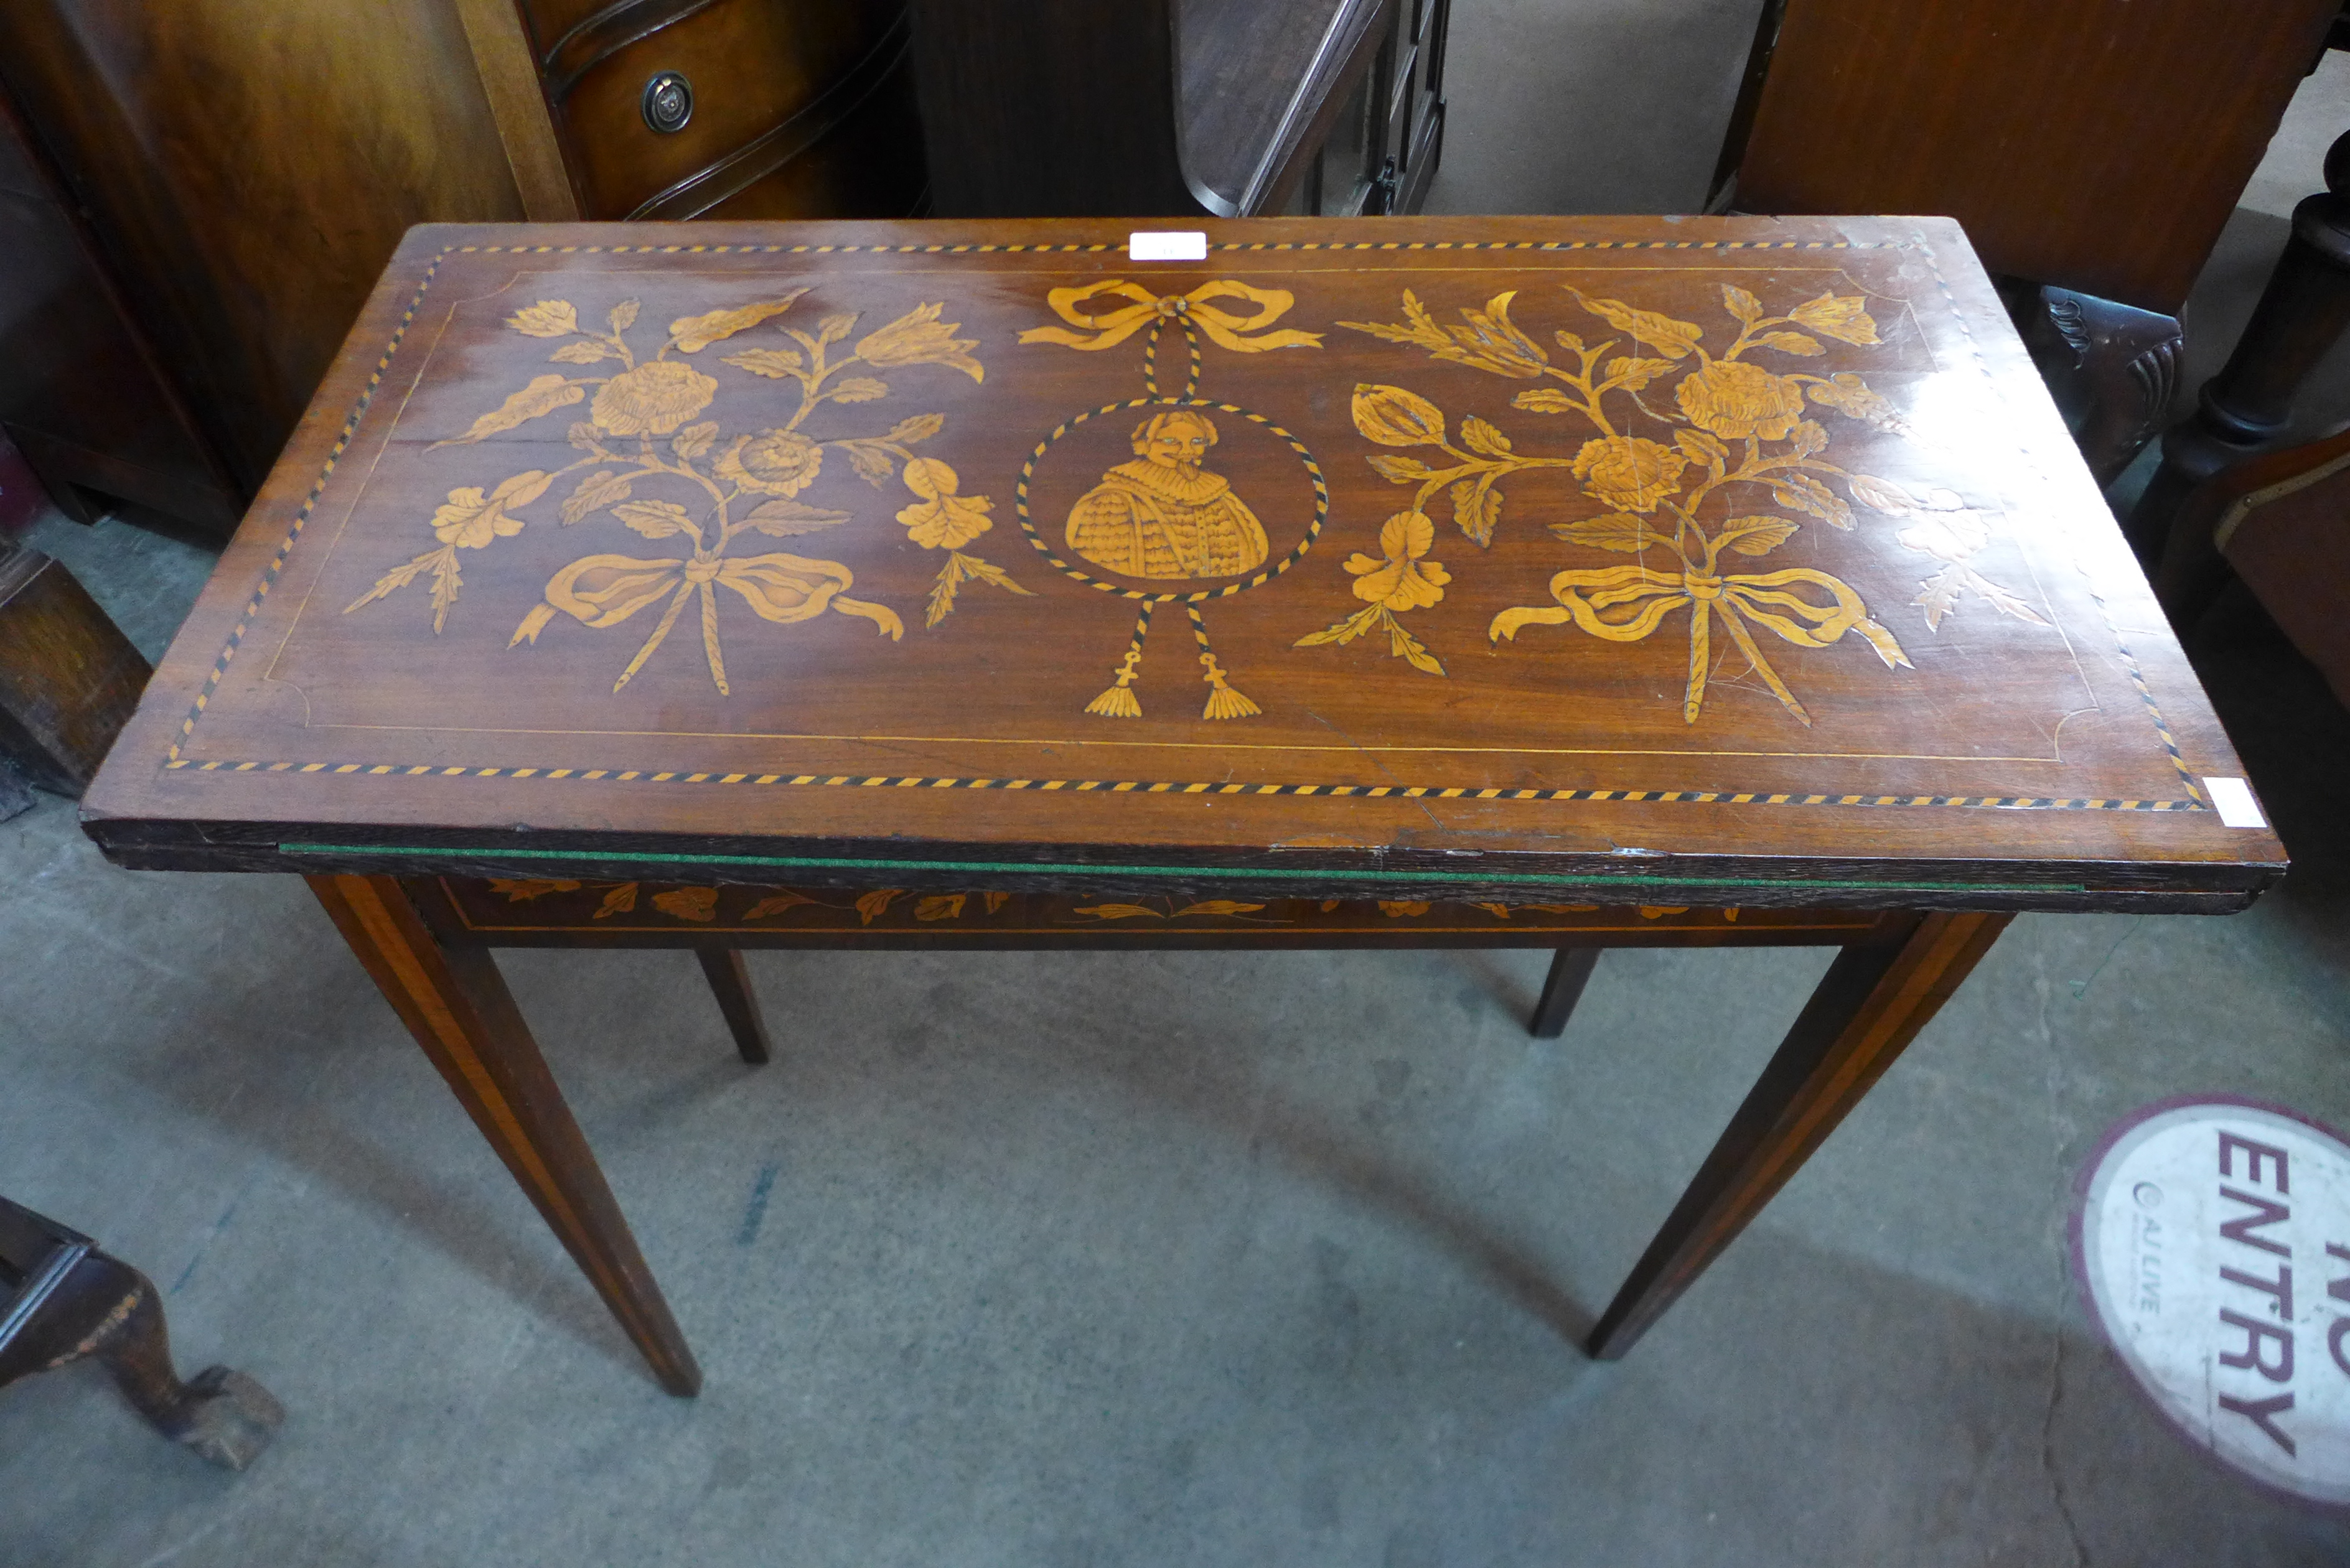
[2127,128,2350,565]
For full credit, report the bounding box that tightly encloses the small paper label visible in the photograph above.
[2202,776,2267,828]
[1129,230,1207,261]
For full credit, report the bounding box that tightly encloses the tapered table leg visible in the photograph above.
[1587,910,2011,1360]
[696,948,774,1065]
[1529,947,1601,1039]
[309,873,702,1395]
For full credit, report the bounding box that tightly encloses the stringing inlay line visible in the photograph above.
[1914,237,2207,806]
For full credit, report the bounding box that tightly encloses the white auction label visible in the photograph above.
[2076,1098,2350,1503]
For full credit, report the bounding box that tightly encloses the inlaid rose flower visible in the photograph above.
[719,429,823,496]
[590,360,718,437]
[1570,436,1687,513]
[1673,359,1809,442]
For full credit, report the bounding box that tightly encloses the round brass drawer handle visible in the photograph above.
[641,72,693,134]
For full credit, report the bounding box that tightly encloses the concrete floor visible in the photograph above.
[6,6,2350,1564]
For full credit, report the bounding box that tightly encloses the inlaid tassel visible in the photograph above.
[1085,607,1153,718]
[1086,655,1143,717]
[1185,605,1258,719]
[1197,651,1260,719]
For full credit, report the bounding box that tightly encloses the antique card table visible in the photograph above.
[83,218,2285,1395]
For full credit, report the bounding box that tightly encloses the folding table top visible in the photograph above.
[84,217,2284,912]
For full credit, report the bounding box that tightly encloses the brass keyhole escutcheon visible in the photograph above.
[641,72,693,134]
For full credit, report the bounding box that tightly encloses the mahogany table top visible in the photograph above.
[83,217,2285,912]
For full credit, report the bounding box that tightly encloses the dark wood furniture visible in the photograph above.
[0,0,931,535]
[2151,426,2350,702]
[0,543,149,796]
[84,216,2283,1395]
[0,82,240,536]
[0,1197,283,1470]
[2134,129,2350,582]
[475,0,927,223]
[1713,0,2341,487]
[913,0,1448,218]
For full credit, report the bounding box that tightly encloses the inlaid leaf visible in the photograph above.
[829,376,889,403]
[1352,383,1448,447]
[1674,427,1730,467]
[1472,903,1511,919]
[882,413,944,446]
[1789,293,1881,346]
[1378,901,1431,918]
[1391,618,1446,676]
[614,499,696,539]
[1460,415,1512,457]
[592,883,640,919]
[854,889,903,925]
[550,339,616,364]
[1511,388,1580,415]
[1847,474,1917,514]
[1750,330,1825,357]
[1073,903,1164,920]
[1805,371,1894,424]
[817,314,858,345]
[507,300,579,337]
[1603,356,1677,392]
[1334,289,1453,355]
[744,890,823,918]
[915,894,967,921]
[430,375,583,447]
[1786,420,1830,459]
[561,470,632,523]
[983,892,1011,913]
[1637,906,1691,919]
[672,421,719,460]
[1915,567,1964,630]
[668,292,807,352]
[836,441,899,486]
[1368,454,1436,484]
[1450,478,1502,546]
[741,498,850,536]
[1550,513,1656,552]
[1715,516,1800,556]
[652,887,719,922]
[1292,604,1383,648]
[1565,287,1705,358]
[1968,570,2048,625]
[489,879,579,901]
[1721,284,1762,324]
[567,421,603,452]
[1174,900,1266,917]
[609,299,640,333]
[723,348,805,379]
[1769,472,1853,529]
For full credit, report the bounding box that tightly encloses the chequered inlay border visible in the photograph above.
[161,758,2197,813]
[159,234,2207,816]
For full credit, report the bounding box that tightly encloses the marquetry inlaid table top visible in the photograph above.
[83,217,2285,911]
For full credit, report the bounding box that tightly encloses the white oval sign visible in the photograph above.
[2076,1098,2350,1504]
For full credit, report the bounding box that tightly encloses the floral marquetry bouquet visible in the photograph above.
[1314,282,2044,725]
[346,290,1024,696]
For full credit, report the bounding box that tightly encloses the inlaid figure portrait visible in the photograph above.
[1064,410,1272,579]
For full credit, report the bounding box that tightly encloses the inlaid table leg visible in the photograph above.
[1528,947,1601,1039]
[695,948,774,1065]
[1586,910,2011,1360]
[307,874,703,1395]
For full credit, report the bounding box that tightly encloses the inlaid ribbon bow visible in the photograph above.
[512,551,900,694]
[1492,563,1910,727]
[1017,280,1323,353]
